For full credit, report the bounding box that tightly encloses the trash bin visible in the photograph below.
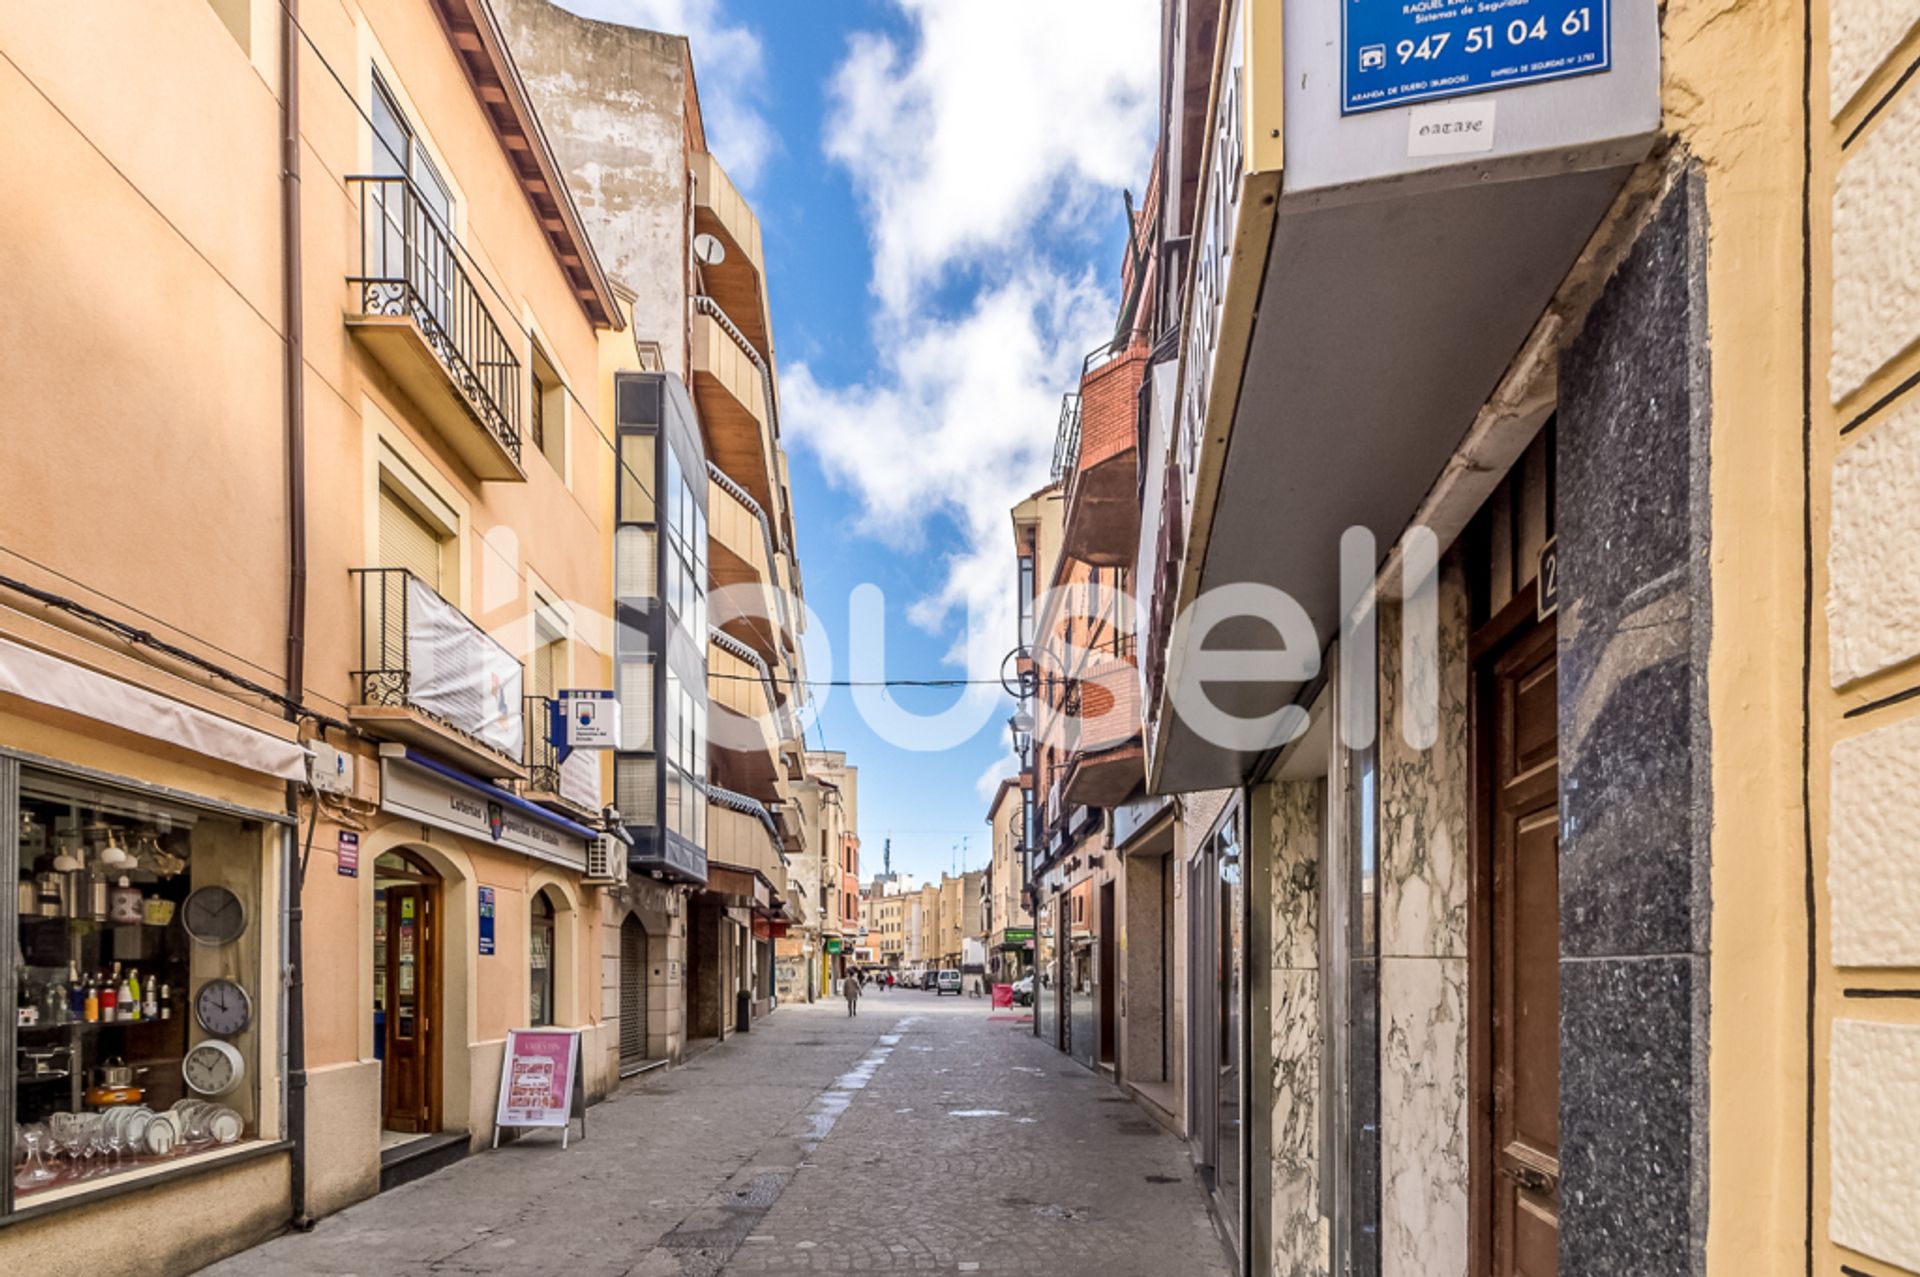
[736,989,751,1033]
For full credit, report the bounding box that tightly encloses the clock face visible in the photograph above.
[181,1040,244,1096]
[194,979,252,1037]
[182,885,246,946]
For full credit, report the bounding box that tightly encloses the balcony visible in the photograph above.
[1057,641,1145,809]
[708,629,786,806]
[345,176,523,481]
[692,298,781,515]
[521,696,601,818]
[1060,342,1149,567]
[349,567,527,780]
[706,785,786,895]
[707,463,789,663]
[691,151,771,362]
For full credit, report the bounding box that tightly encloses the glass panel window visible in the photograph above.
[12,770,269,1200]
[618,433,655,523]
[615,527,658,602]
[618,659,654,752]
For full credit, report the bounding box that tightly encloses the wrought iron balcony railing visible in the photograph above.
[524,695,559,793]
[350,567,525,763]
[347,175,522,463]
[1050,391,1083,483]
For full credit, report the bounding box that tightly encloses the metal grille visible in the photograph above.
[620,915,649,1066]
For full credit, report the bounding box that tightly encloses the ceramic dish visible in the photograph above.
[208,1108,242,1145]
[144,1112,179,1156]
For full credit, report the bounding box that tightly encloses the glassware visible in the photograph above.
[15,1124,56,1187]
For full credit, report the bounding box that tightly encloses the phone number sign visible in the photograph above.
[1342,0,1610,114]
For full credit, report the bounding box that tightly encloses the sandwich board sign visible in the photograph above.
[493,1027,585,1148]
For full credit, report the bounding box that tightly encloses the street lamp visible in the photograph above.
[1008,707,1034,760]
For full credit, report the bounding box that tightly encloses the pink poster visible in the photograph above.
[494,1028,580,1130]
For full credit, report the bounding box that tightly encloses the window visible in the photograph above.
[529,345,565,474]
[1017,554,1036,649]
[529,892,556,1027]
[370,72,456,326]
[10,766,272,1201]
[378,481,447,591]
[532,601,566,703]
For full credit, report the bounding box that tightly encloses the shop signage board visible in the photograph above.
[1342,0,1611,114]
[558,690,620,749]
[1002,927,1036,945]
[492,1028,585,1148]
[478,886,496,955]
[337,830,359,877]
[380,754,590,871]
[404,576,522,757]
[825,937,843,954]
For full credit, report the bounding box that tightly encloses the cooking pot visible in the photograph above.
[86,1083,143,1107]
[99,1057,136,1088]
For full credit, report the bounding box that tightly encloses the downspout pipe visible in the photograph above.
[280,0,316,1233]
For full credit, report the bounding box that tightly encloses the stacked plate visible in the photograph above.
[169,1099,244,1146]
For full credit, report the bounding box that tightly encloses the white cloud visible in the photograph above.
[975,755,1016,804]
[825,0,1161,312]
[553,0,776,185]
[786,0,1158,696]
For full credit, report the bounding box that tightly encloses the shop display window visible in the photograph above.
[11,768,269,1204]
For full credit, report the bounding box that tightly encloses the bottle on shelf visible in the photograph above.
[158,982,172,1021]
[67,961,84,1021]
[83,975,99,1024]
[126,968,141,1023]
[99,964,118,1020]
[117,967,134,1023]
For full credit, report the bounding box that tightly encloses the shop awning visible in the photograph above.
[0,637,307,782]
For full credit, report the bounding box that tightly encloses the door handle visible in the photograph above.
[1499,1162,1555,1196]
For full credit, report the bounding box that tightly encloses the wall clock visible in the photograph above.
[193,978,253,1037]
[181,1039,246,1096]
[182,885,247,946]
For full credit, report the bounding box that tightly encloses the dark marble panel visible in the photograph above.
[1556,172,1712,963]
[1558,955,1707,1277]
[1555,172,1711,1277]
[1348,957,1381,1277]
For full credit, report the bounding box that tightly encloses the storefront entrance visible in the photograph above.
[1474,608,1561,1276]
[374,851,441,1136]
[620,914,650,1070]
[1187,806,1243,1257]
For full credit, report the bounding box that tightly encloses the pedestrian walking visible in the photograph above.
[845,969,862,1017]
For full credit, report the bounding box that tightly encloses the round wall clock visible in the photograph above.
[181,1039,246,1096]
[182,885,247,946]
[193,978,253,1037]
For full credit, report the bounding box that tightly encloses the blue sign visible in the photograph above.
[478,886,496,956]
[1342,0,1611,115]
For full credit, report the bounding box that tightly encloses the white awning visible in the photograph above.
[0,637,307,782]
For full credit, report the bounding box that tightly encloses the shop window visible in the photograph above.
[11,767,269,1204]
[530,892,556,1028]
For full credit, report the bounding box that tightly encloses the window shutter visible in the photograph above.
[378,484,443,590]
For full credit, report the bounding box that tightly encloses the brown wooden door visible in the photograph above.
[382,883,438,1133]
[1483,617,1561,1275]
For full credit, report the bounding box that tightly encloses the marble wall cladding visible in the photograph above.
[1378,569,1471,962]
[1374,566,1471,1277]
[1380,957,1470,1277]
[1556,173,1711,1277]
[1272,968,1328,1277]
[1271,780,1323,970]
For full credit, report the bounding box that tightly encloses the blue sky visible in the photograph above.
[561,0,1159,885]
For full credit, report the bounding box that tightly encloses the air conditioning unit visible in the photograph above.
[584,833,628,886]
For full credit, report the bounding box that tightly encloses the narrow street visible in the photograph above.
[205,996,1229,1277]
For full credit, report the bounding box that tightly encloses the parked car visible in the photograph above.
[1011,975,1034,1007]
[936,969,962,996]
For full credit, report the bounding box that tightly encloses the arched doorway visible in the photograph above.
[375,849,442,1135]
[530,891,558,1027]
[620,914,650,1070]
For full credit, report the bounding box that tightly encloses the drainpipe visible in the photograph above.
[280,0,316,1233]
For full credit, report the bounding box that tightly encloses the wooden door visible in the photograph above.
[382,883,439,1133]
[1479,616,1561,1275]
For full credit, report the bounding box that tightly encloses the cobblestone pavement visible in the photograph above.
[205,992,1231,1276]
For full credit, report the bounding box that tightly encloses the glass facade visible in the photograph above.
[613,373,709,883]
[7,759,275,1209]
